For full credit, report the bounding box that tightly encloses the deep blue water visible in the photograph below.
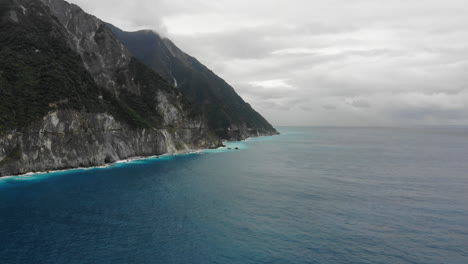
[1,127,468,264]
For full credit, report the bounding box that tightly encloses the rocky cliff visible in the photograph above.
[109,26,279,140]
[0,0,220,176]
[0,110,217,175]
[0,0,278,177]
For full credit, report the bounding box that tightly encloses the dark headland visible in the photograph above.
[0,0,278,177]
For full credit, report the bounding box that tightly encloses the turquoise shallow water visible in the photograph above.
[1,127,467,264]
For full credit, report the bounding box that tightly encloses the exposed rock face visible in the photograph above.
[0,110,218,176]
[0,0,221,176]
[40,0,134,95]
[0,0,278,176]
[109,25,279,140]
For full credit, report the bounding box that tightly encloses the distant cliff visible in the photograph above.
[0,0,277,176]
[108,26,279,140]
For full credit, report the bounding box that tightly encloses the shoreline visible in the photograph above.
[0,148,210,180]
[0,134,278,180]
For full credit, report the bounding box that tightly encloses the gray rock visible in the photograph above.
[0,110,220,176]
[0,0,221,176]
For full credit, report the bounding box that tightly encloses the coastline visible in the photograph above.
[0,134,278,181]
[0,148,209,181]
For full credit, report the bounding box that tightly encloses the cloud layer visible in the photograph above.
[69,0,468,126]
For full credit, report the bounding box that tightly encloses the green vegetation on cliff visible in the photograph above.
[0,0,197,133]
[109,25,278,139]
[0,0,104,131]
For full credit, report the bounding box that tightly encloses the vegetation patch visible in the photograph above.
[0,145,22,168]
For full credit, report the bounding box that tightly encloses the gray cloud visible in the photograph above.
[345,97,371,109]
[69,0,468,126]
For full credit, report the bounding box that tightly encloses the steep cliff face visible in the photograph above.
[0,0,279,176]
[0,0,220,176]
[0,110,216,176]
[40,0,135,96]
[109,26,279,140]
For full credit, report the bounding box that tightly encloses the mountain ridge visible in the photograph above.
[0,0,220,176]
[0,0,277,176]
[108,24,278,140]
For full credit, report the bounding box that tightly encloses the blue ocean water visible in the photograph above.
[1,127,467,264]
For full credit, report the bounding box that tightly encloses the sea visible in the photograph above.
[0,127,467,264]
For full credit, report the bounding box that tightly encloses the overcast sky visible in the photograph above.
[69,0,468,126]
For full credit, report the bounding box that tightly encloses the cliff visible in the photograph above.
[0,0,220,176]
[108,26,279,140]
[0,0,277,177]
